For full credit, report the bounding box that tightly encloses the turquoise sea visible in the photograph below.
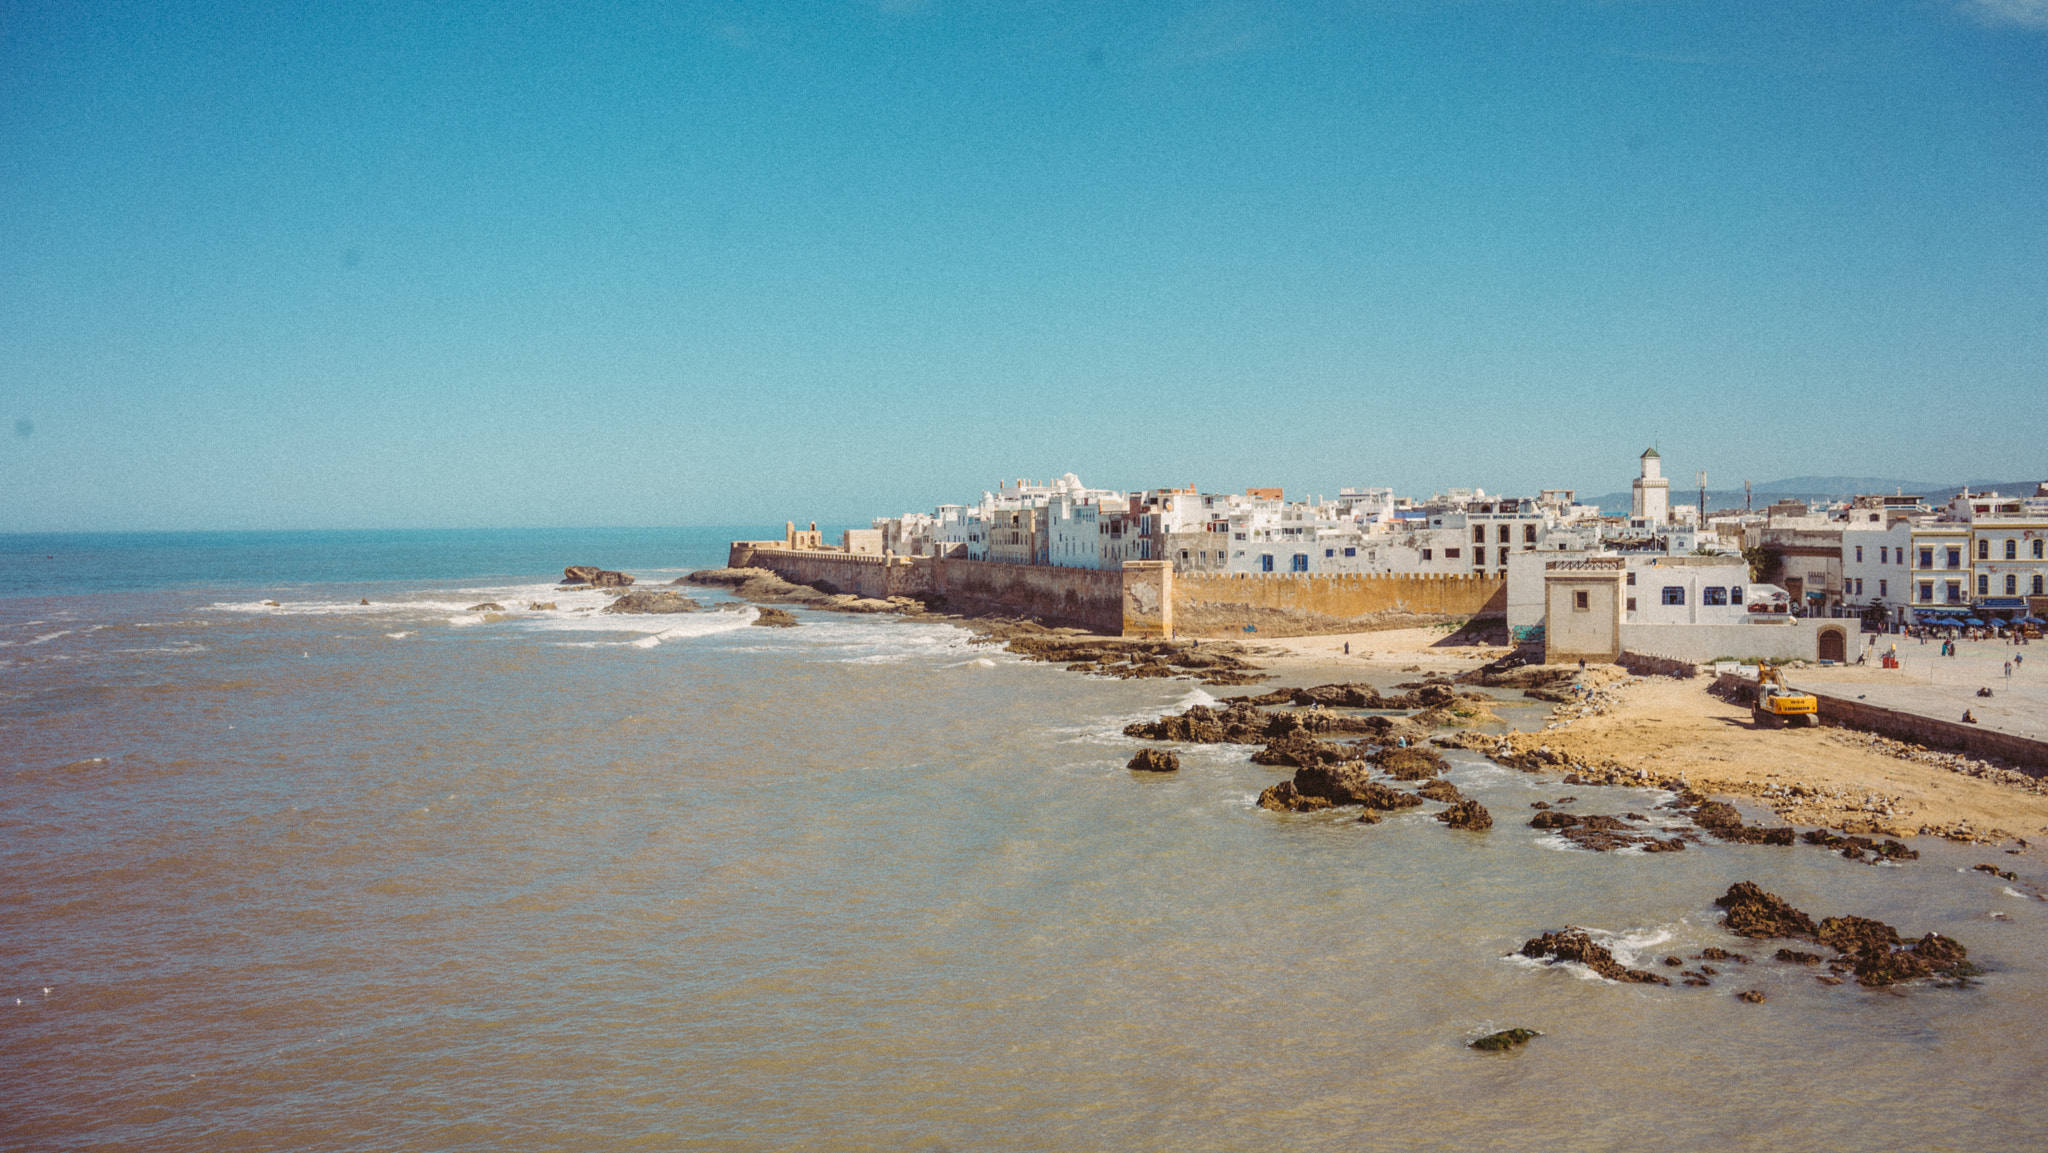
[3,529,2045,1151]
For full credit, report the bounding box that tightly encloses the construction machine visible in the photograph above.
[1752,662,1819,728]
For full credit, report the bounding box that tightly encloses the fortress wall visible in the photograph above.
[929,557,1128,634]
[727,543,930,601]
[1172,572,1507,636]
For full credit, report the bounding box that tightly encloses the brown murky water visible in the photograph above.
[5,560,2046,1150]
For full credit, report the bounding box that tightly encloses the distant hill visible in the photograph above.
[1578,476,2044,515]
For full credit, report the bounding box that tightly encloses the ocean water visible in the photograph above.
[3,530,2045,1151]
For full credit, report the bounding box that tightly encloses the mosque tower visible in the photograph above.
[1631,447,1670,524]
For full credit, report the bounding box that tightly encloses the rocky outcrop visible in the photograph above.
[1128,749,1181,773]
[1416,779,1464,803]
[1470,1028,1539,1052]
[1527,809,1692,852]
[1436,799,1493,830]
[528,601,557,611]
[1518,928,1670,984]
[1257,781,1333,812]
[1687,801,1796,846]
[1373,746,1447,780]
[601,590,700,614]
[563,565,634,588]
[1715,882,1819,939]
[466,602,504,612]
[1803,829,1918,862]
[750,606,799,627]
[1249,736,1364,769]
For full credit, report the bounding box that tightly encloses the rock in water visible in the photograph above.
[1436,799,1493,830]
[528,602,557,611]
[1257,781,1332,812]
[1374,746,1448,779]
[1714,882,1818,939]
[563,565,635,588]
[1518,927,1670,984]
[1416,779,1464,803]
[601,591,699,615]
[466,602,504,612]
[1470,1028,1540,1052]
[1127,749,1181,773]
[749,606,799,628]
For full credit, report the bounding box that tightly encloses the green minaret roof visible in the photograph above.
[1640,447,1660,458]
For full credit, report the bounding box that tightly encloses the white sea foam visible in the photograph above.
[2004,886,2027,899]
[385,632,414,639]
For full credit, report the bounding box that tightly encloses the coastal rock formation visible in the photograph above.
[1416,779,1464,803]
[1374,746,1447,780]
[1518,928,1670,984]
[750,606,799,627]
[1436,799,1493,830]
[1685,800,1795,846]
[1250,736,1365,770]
[563,565,635,588]
[1257,781,1332,812]
[1803,829,1918,862]
[1127,749,1181,773]
[466,602,504,612]
[1470,1028,1539,1052]
[528,601,557,611]
[601,590,700,614]
[1715,882,1820,939]
[1526,809,1692,852]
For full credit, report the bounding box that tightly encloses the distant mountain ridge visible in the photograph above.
[1577,476,2044,515]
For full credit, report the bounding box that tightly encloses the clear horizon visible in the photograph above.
[5,1,2044,532]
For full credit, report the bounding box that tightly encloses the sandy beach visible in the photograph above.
[1241,628,2048,847]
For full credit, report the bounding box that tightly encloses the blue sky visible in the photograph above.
[3,0,2044,530]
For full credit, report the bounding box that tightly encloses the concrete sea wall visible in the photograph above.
[1711,673,2048,773]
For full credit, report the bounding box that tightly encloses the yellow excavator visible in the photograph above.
[1752,661,1819,728]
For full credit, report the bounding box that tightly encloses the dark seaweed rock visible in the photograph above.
[1518,928,1670,985]
[1804,829,1919,861]
[1973,863,2019,881]
[1251,736,1362,770]
[1470,1028,1540,1052]
[1691,801,1795,846]
[1373,746,1448,780]
[1436,799,1493,831]
[1775,949,1823,965]
[1715,882,1819,940]
[1737,990,1767,1004]
[1530,811,1582,830]
[1416,779,1464,804]
[601,590,699,614]
[1257,780,1332,813]
[750,606,800,628]
[1127,749,1181,773]
[1292,763,1425,810]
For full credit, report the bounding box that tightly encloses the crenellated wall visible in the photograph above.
[727,542,931,601]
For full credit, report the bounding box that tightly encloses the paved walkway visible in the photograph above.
[1786,635,2048,743]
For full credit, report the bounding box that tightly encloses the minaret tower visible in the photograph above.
[1631,447,1670,524]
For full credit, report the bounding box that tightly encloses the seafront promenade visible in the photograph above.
[1791,637,2048,744]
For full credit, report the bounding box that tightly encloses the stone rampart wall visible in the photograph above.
[1174,571,1506,633]
[1617,651,1700,679]
[728,543,931,601]
[929,557,1126,633]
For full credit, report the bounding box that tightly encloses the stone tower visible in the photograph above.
[1631,447,1670,524]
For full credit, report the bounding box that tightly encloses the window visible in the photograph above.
[1473,527,1486,544]
[1291,554,1309,572]
[1421,549,1432,561]
[1498,547,1510,566]
[2007,539,2018,560]
[1978,574,1990,596]
[1661,586,1686,606]
[1880,547,1888,564]
[2036,540,2045,559]
[1573,590,1589,611]
[1626,572,1636,585]
[1855,546,1863,562]
[1920,548,1933,568]
[1626,597,1637,612]
[1498,525,1511,543]
[1344,547,1356,557]
[2007,574,2018,595]
[1879,580,1887,597]
[1703,587,1728,606]
[2036,575,2045,595]
[1947,581,1962,603]
[1979,539,1990,560]
[1473,552,1485,568]
[1260,554,1274,572]
[1731,586,1743,605]
[1524,524,1537,544]
[1446,548,1461,559]
[1324,548,1334,558]
[1948,548,1962,568]
[1920,581,1934,602]
[1855,578,1864,595]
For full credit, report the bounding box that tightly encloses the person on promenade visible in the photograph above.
[2007,660,2014,680]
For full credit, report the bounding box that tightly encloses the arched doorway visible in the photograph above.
[1817,627,1846,663]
